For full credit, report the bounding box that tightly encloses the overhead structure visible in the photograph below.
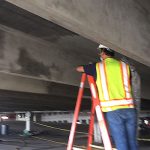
[0,0,149,111]
[6,0,150,66]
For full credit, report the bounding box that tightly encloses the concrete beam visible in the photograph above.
[0,24,96,86]
[0,24,93,97]
[6,0,150,66]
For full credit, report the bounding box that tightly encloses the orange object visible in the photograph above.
[67,73,112,150]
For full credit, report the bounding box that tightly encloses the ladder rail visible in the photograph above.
[67,74,113,150]
[87,75,112,150]
[67,73,86,150]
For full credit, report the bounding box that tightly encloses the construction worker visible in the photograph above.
[76,44,140,150]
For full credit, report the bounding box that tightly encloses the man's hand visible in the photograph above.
[76,66,84,72]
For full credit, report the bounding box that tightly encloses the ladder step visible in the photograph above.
[67,74,113,150]
[90,144,117,150]
[73,145,117,150]
[73,147,86,150]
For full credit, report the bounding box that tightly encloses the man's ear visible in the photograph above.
[101,51,104,56]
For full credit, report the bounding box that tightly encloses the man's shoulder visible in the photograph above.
[86,62,98,67]
[89,61,98,64]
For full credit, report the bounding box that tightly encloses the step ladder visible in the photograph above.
[67,73,113,150]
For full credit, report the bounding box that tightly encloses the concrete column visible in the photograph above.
[25,111,31,131]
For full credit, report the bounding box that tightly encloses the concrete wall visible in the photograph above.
[16,111,90,124]
[0,24,149,99]
[6,0,150,66]
[0,25,97,93]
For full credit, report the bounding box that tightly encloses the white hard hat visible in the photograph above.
[98,44,108,49]
[97,44,115,54]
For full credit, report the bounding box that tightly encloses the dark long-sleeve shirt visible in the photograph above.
[83,63,97,79]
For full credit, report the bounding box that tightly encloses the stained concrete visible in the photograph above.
[0,25,97,85]
[0,2,149,96]
[0,1,149,111]
[6,0,150,66]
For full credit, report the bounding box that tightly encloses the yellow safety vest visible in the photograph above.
[96,58,134,112]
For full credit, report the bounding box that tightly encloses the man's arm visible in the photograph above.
[76,63,97,79]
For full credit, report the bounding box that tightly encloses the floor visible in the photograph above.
[0,121,149,150]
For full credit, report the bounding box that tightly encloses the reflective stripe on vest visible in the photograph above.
[101,99,133,107]
[96,58,134,112]
[121,61,131,99]
[99,63,109,100]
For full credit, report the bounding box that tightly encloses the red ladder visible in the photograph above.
[67,73,113,150]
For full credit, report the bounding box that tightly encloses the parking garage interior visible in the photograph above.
[0,0,149,149]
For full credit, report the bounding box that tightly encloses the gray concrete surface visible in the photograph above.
[6,0,150,67]
[0,1,149,94]
[0,121,149,150]
[0,138,66,150]
[0,1,149,112]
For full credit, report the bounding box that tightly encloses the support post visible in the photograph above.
[25,111,31,131]
[23,111,31,136]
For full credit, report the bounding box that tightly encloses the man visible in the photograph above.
[76,44,139,150]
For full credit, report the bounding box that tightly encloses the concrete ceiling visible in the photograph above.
[6,0,150,67]
[0,85,91,112]
[0,1,94,112]
[0,1,76,43]
[0,1,149,79]
[0,1,149,112]
[1,0,149,90]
